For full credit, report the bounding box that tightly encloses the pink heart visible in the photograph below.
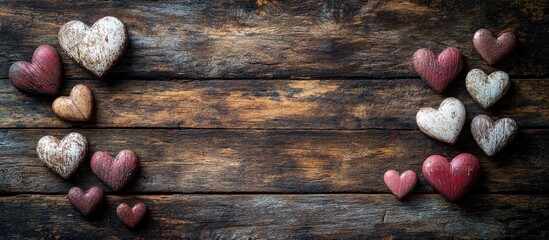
[473,29,516,65]
[117,202,147,228]
[413,47,463,93]
[9,45,62,96]
[68,186,104,217]
[383,170,417,200]
[90,150,139,191]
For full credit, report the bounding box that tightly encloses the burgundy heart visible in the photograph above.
[91,149,139,191]
[9,44,62,96]
[383,170,417,200]
[117,202,147,228]
[68,186,104,217]
[413,47,463,93]
[473,29,516,65]
[422,153,481,202]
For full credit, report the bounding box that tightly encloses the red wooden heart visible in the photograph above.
[413,47,463,93]
[383,170,417,200]
[90,149,139,191]
[117,202,147,228]
[422,153,480,202]
[68,186,104,217]
[473,29,516,65]
[9,45,62,96]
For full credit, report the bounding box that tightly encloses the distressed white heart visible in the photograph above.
[466,69,510,109]
[416,97,466,145]
[59,16,127,78]
[471,115,517,156]
[36,132,88,179]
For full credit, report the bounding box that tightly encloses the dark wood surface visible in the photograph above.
[1,0,548,239]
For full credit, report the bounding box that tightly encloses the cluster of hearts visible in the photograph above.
[384,29,518,202]
[9,17,145,227]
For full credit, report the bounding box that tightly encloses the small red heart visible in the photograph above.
[9,45,62,96]
[90,150,139,191]
[413,47,463,93]
[117,202,147,228]
[473,29,516,65]
[383,170,417,200]
[422,153,481,202]
[68,186,104,217]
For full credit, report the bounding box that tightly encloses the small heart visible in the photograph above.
[471,115,518,156]
[9,44,62,96]
[58,16,128,78]
[383,170,417,200]
[413,47,463,93]
[416,97,466,145]
[91,150,139,191]
[117,202,147,229]
[466,69,510,109]
[473,29,516,65]
[52,84,94,121]
[36,132,88,179]
[422,153,481,202]
[68,186,104,218]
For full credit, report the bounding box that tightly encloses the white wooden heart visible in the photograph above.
[471,115,517,156]
[58,16,127,78]
[416,97,466,145]
[36,132,88,179]
[466,69,510,109]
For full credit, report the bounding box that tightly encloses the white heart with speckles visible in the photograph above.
[466,69,510,109]
[471,115,517,156]
[416,97,466,145]
[36,132,88,179]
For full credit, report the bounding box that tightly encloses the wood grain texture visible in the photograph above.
[0,194,547,239]
[1,0,548,80]
[1,129,547,194]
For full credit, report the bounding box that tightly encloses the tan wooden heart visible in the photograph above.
[471,115,517,156]
[58,16,127,78]
[416,97,466,145]
[466,69,510,109]
[52,84,94,121]
[36,132,88,179]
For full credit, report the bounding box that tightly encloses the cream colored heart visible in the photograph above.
[466,69,510,109]
[36,132,88,179]
[58,16,127,78]
[416,97,466,145]
[471,115,517,156]
[52,84,94,121]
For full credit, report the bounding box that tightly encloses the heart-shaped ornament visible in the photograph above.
[473,29,516,65]
[91,150,139,191]
[58,16,128,78]
[117,202,147,228]
[9,44,62,95]
[52,84,94,121]
[413,47,463,93]
[422,153,480,202]
[36,132,88,179]
[416,97,466,145]
[466,69,510,109]
[383,170,417,200]
[68,186,104,218]
[471,115,518,156]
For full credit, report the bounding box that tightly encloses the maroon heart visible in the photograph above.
[117,202,147,228]
[383,170,417,200]
[9,44,62,96]
[68,186,104,217]
[413,47,463,93]
[473,29,516,65]
[90,149,139,191]
[422,153,481,202]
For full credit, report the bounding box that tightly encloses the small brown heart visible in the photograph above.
[52,84,94,121]
[471,115,518,156]
[36,132,88,179]
[68,186,104,218]
[473,29,516,65]
[91,150,139,191]
[117,202,147,228]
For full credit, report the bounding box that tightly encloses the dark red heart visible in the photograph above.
[117,202,147,228]
[422,153,481,202]
[413,47,463,93]
[68,186,104,217]
[383,170,417,200]
[91,149,139,191]
[9,44,62,96]
[473,29,516,65]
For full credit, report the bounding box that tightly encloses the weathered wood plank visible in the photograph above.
[1,0,547,79]
[0,194,547,239]
[1,129,547,193]
[1,79,548,129]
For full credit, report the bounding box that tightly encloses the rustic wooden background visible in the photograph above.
[1,0,548,239]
